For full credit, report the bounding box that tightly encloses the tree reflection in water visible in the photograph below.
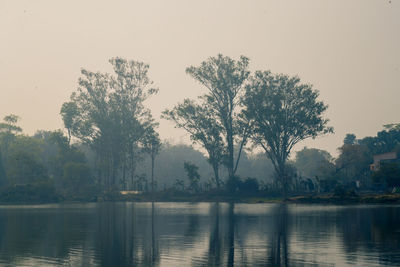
[0,203,400,266]
[268,204,289,267]
[207,203,221,266]
[93,202,160,266]
[206,202,290,267]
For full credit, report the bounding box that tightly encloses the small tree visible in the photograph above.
[60,102,79,145]
[0,114,22,155]
[174,179,185,191]
[142,127,161,193]
[0,114,22,134]
[163,98,224,188]
[243,71,333,197]
[184,162,200,193]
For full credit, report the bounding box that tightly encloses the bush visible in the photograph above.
[62,162,96,199]
[6,152,49,184]
[333,184,346,197]
[0,181,58,203]
[333,184,357,198]
[239,177,259,195]
[184,162,200,193]
[319,179,338,193]
[225,176,241,193]
[372,163,400,188]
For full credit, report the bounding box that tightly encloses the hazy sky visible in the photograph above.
[0,0,399,156]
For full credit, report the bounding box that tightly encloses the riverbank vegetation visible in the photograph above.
[0,55,399,204]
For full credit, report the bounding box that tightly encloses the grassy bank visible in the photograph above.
[116,191,400,204]
[286,193,400,204]
[1,187,400,205]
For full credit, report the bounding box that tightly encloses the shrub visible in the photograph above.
[0,181,58,203]
[239,177,259,195]
[372,163,400,188]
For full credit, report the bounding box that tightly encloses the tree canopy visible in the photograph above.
[242,71,333,196]
[162,98,224,187]
[164,54,250,187]
[294,147,335,180]
[61,58,158,190]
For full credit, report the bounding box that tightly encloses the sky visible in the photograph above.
[0,0,399,156]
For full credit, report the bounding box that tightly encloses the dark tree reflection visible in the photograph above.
[268,204,290,267]
[207,203,222,266]
[0,203,400,266]
[227,202,235,267]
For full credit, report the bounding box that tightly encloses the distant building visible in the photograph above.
[370,152,398,171]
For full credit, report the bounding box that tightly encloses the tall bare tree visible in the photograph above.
[142,127,161,193]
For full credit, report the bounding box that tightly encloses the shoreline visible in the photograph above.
[1,193,399,205]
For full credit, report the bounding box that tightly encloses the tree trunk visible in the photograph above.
[122,161,126,190]
[151,153,155,193]
[227,128,234,180]
[278,161,288,199]
[212,163,220,188]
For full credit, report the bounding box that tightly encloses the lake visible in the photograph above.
[0,202,399,266]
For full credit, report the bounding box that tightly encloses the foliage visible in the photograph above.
[174,179,185,191]
[162,98,224,187]
[240,177,259,195]
[6,151,49,185]
[372,162,400,188]
[294,147,335,182]
[224,176,260,195]
[0,114,23,156]
[337,124,400,190]
[242,71,332,196]
[319,178,339,193]
[184,161,201,193]
[33,130,88,192]
[62,162,95,197]
[335,144,372,184]
[333,184,357,198]
[358,127,400,155]
[0,182,58,203]
[60,102,79,144]
[235,152,275,184]
[142,127,161,158]
[61,58,158,190]
[0,151,7,187]
[185,54,250,181]
[142,127,161,192]
[343,133,357,145]
[0,114,22,134]
[225,175,241,193]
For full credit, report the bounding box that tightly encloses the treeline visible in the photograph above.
[0,54,332,201]
[56,54,331,199]
[0,115,275,201]
[2,54,396,202]
[0,116,94,201]
[292,124,400,195]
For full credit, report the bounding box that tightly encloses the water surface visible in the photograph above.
[0,202,399,266]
